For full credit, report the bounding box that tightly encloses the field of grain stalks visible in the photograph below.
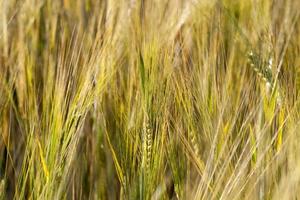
[1,0,300,199]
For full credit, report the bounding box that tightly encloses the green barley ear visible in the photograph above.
[247,50,282,104]
[247,51,273,87]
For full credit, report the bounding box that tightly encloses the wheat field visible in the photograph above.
[1,0,300,199]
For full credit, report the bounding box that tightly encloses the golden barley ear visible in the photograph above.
[142,114,152,175]
[296,57,300,97]
[173,23,193,70]
[0,179,5,200]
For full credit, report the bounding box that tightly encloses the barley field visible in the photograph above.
[1,0,300,199]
